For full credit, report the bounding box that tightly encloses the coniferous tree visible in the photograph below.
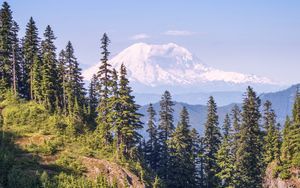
[157,91,174,184]
[63,41,85,116]
[57,50,67,110]
[281,116,292,163]
[190,128,203,187]
[96,33,113,144]
[11,21,22,96]
[216,114,234,187]
[230,105,242,185]
[167,107,195,188]
[288,90,300,163]
[23,17,40,99]
[145,103,159,172]
[235,86,263,188]
[203,96,221,187]
[41,25,59,112]
[262,100,281,165]
[0,2,14,89]
[32,55,42,103]
[88,74,98,121]
[116,64,143,156]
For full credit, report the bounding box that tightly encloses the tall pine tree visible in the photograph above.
[203,96,221,187]
[145,103,159,172]
[96,33,113,144]
[115,64,143,156]
[167,107,196,187]
[262,100,281,165]
[23,17,40,99]
[157,90,174,184]
[0,2,14,89]
[235,86,263,188]
[41,25,59,112]
[216,114,234,187]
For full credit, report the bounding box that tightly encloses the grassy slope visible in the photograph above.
[0,94,148,188]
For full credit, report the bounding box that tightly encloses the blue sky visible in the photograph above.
[6,0,300,85]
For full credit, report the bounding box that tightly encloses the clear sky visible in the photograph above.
[6,0,300,85]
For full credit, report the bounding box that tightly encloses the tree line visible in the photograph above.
[1,1,300,187]
[0,2,142,160]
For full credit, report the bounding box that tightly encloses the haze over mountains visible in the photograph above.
[139,84,299,136]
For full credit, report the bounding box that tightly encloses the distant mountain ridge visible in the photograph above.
[138,84,299,136]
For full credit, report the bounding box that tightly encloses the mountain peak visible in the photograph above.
[83,43,277,91]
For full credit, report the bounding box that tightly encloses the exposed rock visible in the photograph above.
[81,156,145,188]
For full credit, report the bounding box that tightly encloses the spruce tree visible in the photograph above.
[11,21,22,96]
[116,64,143,156]
[88,74,99,121]
[41,25,59,112]
[203,96,221,187]
[63,41,85,116]
[96,33,113,144]
[23,17,40,99]
[145,103,159,172]
[32,55,42,103]
[190,128,203,187]
[167,107,195,187]
[230,105,242,185]
[216,114,234,187]
[235,86,263,188]
[157,90,174,184]
[0,2,14,89]
[281,116,292,163]
[262,100,280,165]
[286,89,300,165]
[58,50,67,110]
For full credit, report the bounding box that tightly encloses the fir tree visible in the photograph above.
[0,1,14,89]
[190,128,203,187]
[57,50,67,110]
[203,96,221,187]
[167,107,196,187]
[262,100,281,165]
[116,64,143,156]
[230,105,242,185]
[23,17,40,99]
[281,116,292,163]
[32,55,42,103]
[145,103,159,172]
[41,25,59,112]
[64,41,85,116]
[235,86,263,188]
[286,89,300,165]
[216,114,234,187]
[96,33,113,144]
[88,74,98,121]
[157,90,174,183]
[11,21,22,96]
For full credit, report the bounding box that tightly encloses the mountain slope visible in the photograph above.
[139,84,299,136]
[84,43,279,93]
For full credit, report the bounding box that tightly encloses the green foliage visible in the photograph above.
[56,153,86,175]
[234,86,263,188]
[7,167,40,188]
[203,96,221,187]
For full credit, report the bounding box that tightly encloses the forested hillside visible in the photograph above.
[0,2,300,188]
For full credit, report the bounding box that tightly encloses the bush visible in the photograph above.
[7,167,40,188]
[56,153,86,175]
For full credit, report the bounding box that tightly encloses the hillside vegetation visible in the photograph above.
[0,92,147,187]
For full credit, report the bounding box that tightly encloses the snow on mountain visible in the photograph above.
[83,42,276,87]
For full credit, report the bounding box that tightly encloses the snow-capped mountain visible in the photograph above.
[83,43,278,93]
